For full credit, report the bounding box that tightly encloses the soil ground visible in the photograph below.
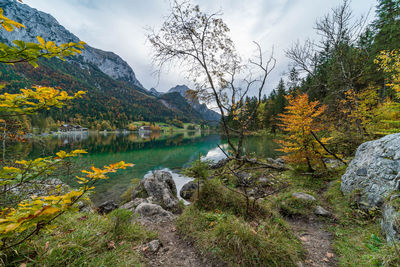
[288,217,337,267]
[143,221,225,267]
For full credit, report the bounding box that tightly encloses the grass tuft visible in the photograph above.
[2,210,156,266]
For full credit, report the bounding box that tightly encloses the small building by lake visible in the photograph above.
[138,126,152,133]
[59,124,88,132]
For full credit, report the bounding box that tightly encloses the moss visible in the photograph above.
[3,210,156,266]
[134,186,149,199]
[121,178,142,204]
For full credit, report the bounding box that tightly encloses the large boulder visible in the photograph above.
[341,133,400,242]
[132,171,180,213]
[341,133,400,208]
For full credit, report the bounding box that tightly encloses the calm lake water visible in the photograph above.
[12,131,280,205]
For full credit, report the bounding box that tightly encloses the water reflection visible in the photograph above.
[11,132,280,205]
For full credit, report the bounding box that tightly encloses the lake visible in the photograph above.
[11,131,280,205]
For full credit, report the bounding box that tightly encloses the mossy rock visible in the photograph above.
[277,191,318,217]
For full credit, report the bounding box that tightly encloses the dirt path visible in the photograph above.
[288,217,337,267]
[143,221,224,267]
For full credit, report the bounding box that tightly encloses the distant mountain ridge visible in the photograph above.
[151,85,221,123]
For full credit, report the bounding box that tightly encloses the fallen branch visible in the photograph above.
[310,130,347,166]
[216,144,288,171]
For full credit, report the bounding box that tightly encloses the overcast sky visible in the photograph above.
[24,0,377,94]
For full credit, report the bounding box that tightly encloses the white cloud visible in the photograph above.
[23,0,377,94]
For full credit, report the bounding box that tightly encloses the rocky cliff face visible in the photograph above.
[0,0,143,88]
[166,85,221,123]
[149,88,162,97]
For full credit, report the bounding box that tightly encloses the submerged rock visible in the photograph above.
[132,171,180,213]
[180,181,198,200]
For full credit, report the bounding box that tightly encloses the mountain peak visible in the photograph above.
[167,85,190,98]
[165,85,220,123]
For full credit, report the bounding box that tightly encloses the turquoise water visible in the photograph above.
[16,131,279,204]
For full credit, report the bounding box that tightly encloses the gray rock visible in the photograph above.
[120,201,135,210]
[341,133,400,208]
[341,133,400,241]
[266,157,286,167]
[135,203,175,223]
[210,158,230,169]
[381,194,400,243]
[9,178,70,199]
[381,204,400,242]
[292,192,316,202]
[77,201,93,212]
[147,239,162,252]
[120,198,151,211]
[132,171,180,213]
[324,158,345,168]
[180,181,198,200]
[98,201,118,214]
[314,206,331,217]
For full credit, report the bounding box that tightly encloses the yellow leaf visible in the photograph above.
[37,36,45,46]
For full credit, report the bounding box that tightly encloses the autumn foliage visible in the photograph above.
[375,50,400,133]
[276,93,328,171]
[0,9,133,250]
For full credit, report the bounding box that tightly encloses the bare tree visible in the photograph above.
[147,1,275,159]
[285,0,370,92]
